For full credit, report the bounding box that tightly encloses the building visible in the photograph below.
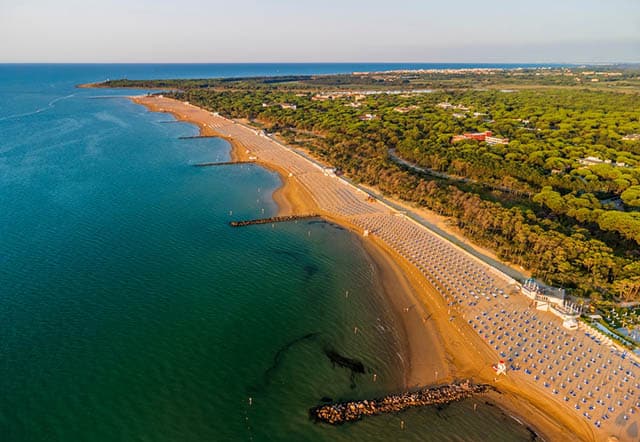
[521,278,580,329]
[451,131,492,143]
[394,105,419,113]
[563,318,579,330]
[322,167,337,177]
[578,156,605,166]
[485,136,509,145]
[578,157,629,168]
[465,131,492,141]
[521,278,565,306]
[437,102,469,111]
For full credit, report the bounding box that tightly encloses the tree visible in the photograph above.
[621,185,640,207]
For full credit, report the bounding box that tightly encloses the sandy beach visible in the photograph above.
[131,95,440,383]
[129,95,615,442]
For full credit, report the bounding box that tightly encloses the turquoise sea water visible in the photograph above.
[0,64,541,441]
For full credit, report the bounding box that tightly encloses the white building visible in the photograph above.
[522,278,565,306]
[521,278,579,329]
[485,136,509,145]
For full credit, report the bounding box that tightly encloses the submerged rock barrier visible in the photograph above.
[229,214,319,227]
[193,161,255,167]
[310,380,495,424]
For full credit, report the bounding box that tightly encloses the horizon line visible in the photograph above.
[1,61,638,65]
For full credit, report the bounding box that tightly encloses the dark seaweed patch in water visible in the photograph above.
[303,264,319,279]
[272,249,319,280]
[324,349,365,373]
[251,332,320,393]
[320,397,333,403]
[324,348,366,389]
[307,220,345,231]
[272,248,305,260]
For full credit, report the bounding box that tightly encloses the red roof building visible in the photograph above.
[451,131,492,143]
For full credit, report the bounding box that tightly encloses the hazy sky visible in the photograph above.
[1,0,638,62]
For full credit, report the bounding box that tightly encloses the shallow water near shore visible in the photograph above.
[1,65,537,441]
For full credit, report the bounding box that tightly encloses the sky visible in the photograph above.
[0,0,638,63]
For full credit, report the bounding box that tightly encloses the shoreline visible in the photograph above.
[130,96,316,217]
[128,95,596,441]
[77,82,179,91]
[131,95,437,384]
[356,182,532,280]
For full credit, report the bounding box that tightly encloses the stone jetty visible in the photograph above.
[310,381,494,424]
[178,135,220,139]
[229,214,319,227]
[193,161,255,167]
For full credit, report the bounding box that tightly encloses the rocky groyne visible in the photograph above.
[229,214,319,227]
[310,381,495,424]
[193,161,255,167]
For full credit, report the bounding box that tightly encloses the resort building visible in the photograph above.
[437,102,470,111]
[312,92,368,101]
[451,131,493,143]
[576,156,629,168]
[578,156,608,166]
[485,136,509,145]
[521,278,581,328]
[322,167,337,177]
[394,105,420,113]
[521,278,565,306]
[260,102,297,109]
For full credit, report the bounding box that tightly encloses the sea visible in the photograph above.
[0,64,545,441]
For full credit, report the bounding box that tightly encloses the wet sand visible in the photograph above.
[129,95,597,442]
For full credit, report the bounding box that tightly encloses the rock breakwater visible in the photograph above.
[193,161,255,167]
[229,214,319,227]
[311,381,495,424]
